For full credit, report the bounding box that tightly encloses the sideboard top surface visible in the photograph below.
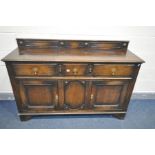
[2,48,144,63]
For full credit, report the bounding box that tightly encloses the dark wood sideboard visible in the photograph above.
[2,39,144,121]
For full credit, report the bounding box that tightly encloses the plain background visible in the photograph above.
[0,0,155,155]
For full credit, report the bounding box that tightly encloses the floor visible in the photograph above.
[0,99,155,129]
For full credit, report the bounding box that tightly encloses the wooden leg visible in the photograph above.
[113,113,126,120]
[19,115,32,121]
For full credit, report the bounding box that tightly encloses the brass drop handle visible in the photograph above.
[32,67,39,75]
[91,94,94,100]
[73,68,78,75]
[111,68,116,76]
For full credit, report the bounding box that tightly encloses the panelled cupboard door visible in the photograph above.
[63,80,89,110]
[18,80,58,112]
[90,80,130,111]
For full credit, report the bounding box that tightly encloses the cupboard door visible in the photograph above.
[90,80,130,110]
[63,80,89,109]
[19,80,58,111]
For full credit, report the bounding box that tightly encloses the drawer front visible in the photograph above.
[93,64,135,77]
[13,64,57,76]
[63,64,89,76]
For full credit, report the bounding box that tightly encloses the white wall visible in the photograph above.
[0,26,155,93]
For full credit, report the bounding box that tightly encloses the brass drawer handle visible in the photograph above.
[73,68,78,75]
[111,68,116,76]
[32,67,39,75]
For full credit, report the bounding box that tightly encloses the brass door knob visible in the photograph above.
[32,67,39,75]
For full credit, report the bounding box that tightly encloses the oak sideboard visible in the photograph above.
[2,39,144,121]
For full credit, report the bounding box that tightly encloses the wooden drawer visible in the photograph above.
[92,64,135,77]
[13,63,57,76]
[62,64,89,76]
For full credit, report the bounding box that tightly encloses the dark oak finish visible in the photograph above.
[19,80,58,111]
[64,80,87,109]
[90,80,130,111]
[92,64,135,77]
[62,64,89,76]
[2,39,144,121]
[13,63,58,76]
[2,48,144,63]
[17,39,129,55]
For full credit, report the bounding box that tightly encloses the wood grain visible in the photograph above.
[2,39,144,121]
[16,39,129,55]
